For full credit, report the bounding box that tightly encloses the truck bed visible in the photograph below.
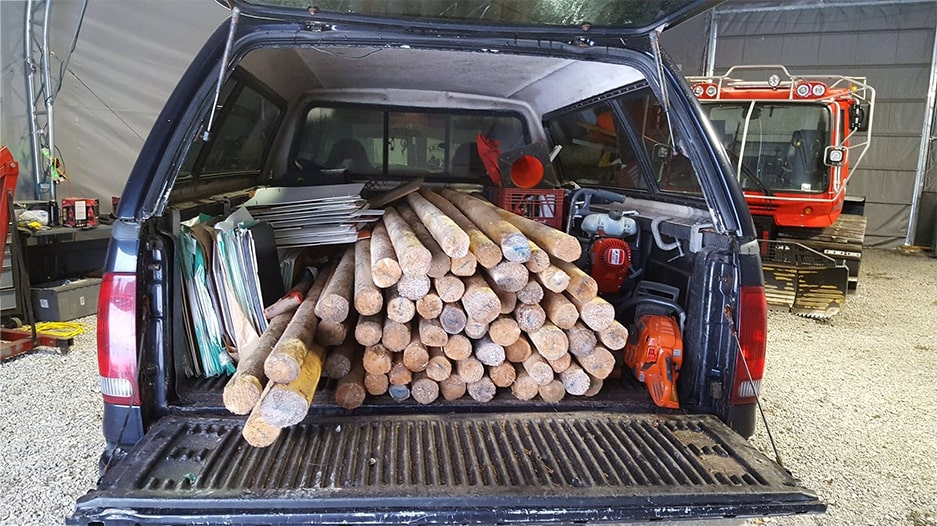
[70,408,823,525]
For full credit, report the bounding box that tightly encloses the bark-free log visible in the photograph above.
[425,346,452,381]
[488,361,517,388]
[265,267,330,384]
[439,302,468,335]
[575,345,615,379]
[396,202,452,278]
[568,294,615,331]
[514,303,546,333]
[263,270,314,320]
[504,334,533,363]
[547,352,572,374]
[534,264,571,293]
[354,238,383,316]
[396,274,431,301]
[370,223,402,288]
[411,371,440,405]
[406,192,470,258]
[434,274,465,303]
[567,321,598,358]
[489,316,521,347]
[560,362,590,396]
[461,274,501,324]
[525,240,550,273]
[527,323,569,361]
[260,343,325,427]
[439,374,467,400]
[419,317,449,347]
[450,253,477,277]
[511,365,539,401]
[355,315,383,347]
[538,379,567,403]
[552,259,598,303]
[491,204,581,263]
[415,292,443,320]
[363,343,393,375]
[463,318,489,339]
[388,383,411,402]
[389,353,413,386]
[315,319,348,348]
[383,206,432,276]
[364,372,389,396]
[386,284,416,323]
[483,261,529,293]
[542,290,579,330]
[443,333,473,361]
[419,189,502,268]
[440,188,531,263]
[598,321,628,351]
[583,374,603,397]
[315,246,355,323]
[404,334,430,372]
[515,280,544,305]
[467,376,497,402]
[335,354,367,410]
[323,339,357,380]
[224,312,291,415]
[456,356,485,384]
[522,352,554,386]
[381,319,411,352]
[242,385,281,448]
[473,335,506,366]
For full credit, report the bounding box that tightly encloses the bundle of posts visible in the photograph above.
[223,188,629,447]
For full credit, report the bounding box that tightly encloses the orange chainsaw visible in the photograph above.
[624,313,684,409]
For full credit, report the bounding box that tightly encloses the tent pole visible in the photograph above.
[906,24,937,246]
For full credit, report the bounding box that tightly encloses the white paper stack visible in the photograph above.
[244,184,383,248]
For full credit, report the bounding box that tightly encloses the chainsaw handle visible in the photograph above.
[617,296,686,333]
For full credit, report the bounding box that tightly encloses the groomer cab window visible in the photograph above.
[292,105,528,182]
[547,83,702,196]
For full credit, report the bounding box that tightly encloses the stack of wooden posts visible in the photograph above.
[224,188,628,447]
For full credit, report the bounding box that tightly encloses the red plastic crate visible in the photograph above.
[494,188,564,229]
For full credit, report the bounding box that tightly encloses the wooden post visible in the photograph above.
[541,290,579,330]
[552,259,597,303]
[363,343,393,375]
[405,192,471,258]
[504,334,533,363]
[485,276,517,314]
[443,333,473,361]
[522,352,555,386]
[396,274,432,301]
[567,321,598,358]
[515,280,544,305]
[489,316,521,347]
[404,334,430,372]
[381,319,411,352]
[567,294,615,331]
[323,339,357,380]
[223,312,291,415]
[315,246,355,323]
[389,353,413,386]
[525,240,550,273]
[396,201,452,278]
[419,188,502,268]
[419,317,449,347]
[370,223,402,288]
[354,238,383,316]
[450,253,477,277]
[527,323,569,360]
[598,320,629,351]
[265,266,330,384]
[439,188,531,263]
[439,302,468,335]
[439,375,467,400]
[388,383,411,402]
[355,314,384,347]
[314,319,348,348]
[463,318,489,339]
[488,361,517,388]
[473,335,506,366]
[560,362,590,396]
[335,351,367,410]
[547,352,572,374]
[511,365,539,401]
[460,274,501,324]
[364,372,389,396]
[242,384,281,447]
[491,204,581,263]
[411,371,440,405]
[386,284,416,323]
[575,345,615,379]
[514,302,546,333]
[483,261,529,293]
[425,346,452,381]
[467,375,497,402]
[259,342,325,427]
[533,264,571,293]
[456,356,485,384]
[538,379,567,403]
[383,206,432,276]
[583,374,603,397]
[434,273,465,303]
[415,291,443,320]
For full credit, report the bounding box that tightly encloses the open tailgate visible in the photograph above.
[70,411,823,525]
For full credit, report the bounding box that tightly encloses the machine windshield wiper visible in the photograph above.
[725,148,772,196]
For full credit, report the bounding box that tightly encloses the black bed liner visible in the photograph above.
[70,411,822,525]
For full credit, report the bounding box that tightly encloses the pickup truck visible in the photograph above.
[69,1,823,524]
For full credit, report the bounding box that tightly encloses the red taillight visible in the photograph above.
[730,285,767,405]
[97,272,139,405]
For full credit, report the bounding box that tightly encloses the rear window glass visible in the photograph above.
[294,105,527,181]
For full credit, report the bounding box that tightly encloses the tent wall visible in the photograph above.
[0,0,226,209]
[666,0,937,248]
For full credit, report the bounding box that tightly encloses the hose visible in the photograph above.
[19,321,87,339]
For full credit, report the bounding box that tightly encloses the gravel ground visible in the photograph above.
[0,248,935,525]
